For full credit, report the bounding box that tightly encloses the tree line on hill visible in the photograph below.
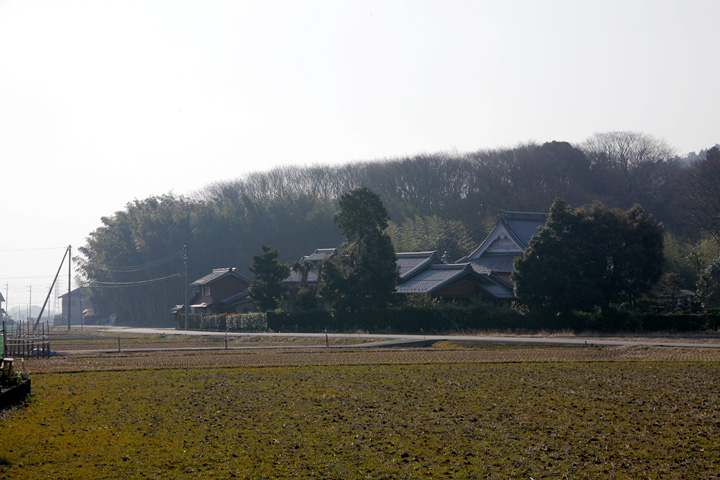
[76,131,720,326]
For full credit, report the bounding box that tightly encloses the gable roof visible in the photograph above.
[396,263,513,299]
[285,249,442,284]
[302,248,337,262]
[397,263,477,294]
[191,267,250,286]
[59,287,84,299]
[285,269,322,284]
[217,290,253,307]
[284,248,338,284]
[468,253,518,273]
[396,251,443,280]
[464,211,547,262]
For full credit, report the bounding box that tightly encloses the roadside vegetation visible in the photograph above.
[44,328,375,353]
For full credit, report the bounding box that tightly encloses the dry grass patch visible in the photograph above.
[459,329,720,345]
[45,329,375,353]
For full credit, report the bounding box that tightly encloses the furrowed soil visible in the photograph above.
[2,345,720,479]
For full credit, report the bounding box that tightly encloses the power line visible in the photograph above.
[0,246,67,252]
[86,273,183,288]
[0,275,58,280]
[81,252,181,273]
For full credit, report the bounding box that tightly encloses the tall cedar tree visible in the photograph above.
[248,244,290,312]
[320,188,398,312]
[512,199,664,314]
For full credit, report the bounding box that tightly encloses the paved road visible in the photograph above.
[89,326,720,350]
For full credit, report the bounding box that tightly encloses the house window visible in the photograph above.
[202,285,211,295]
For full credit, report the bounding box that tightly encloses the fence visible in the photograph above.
[2,320,53,358]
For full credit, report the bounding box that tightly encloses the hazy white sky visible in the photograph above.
[0,0,718,314]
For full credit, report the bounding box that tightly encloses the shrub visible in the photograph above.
[226,313,267,332]
[186,312,267,332]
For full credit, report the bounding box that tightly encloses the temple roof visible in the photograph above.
[396,251,442,280]
[396,263,513,299]
[462,211,547,265]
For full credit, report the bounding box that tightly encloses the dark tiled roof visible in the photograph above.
[396,264,473,294]
[464,211,547,261]
[284,248,337,284]
[191,267,250,286]
[469,263,492,274]
[500,211,547,249]
[218,290,251,306]
[396,263,514,299]
[468,263,515,290]
[286,250,442,284]
[479,282,515,299]
[285,270,321,284]
[490,272,514,289]
[396,251,441,279]
[469,253,519,273]
[302,248,337,262]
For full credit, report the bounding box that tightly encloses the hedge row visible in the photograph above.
[184,308,719,334]
[529,310,720,332]
[185,313,267,331]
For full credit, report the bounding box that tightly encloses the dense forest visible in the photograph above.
[77,131,720,325]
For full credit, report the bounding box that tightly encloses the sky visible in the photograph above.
[0,0,718,317]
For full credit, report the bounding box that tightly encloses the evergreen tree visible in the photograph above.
[320,188,398,312]
[248,244,290,312]
[513,199,664,314]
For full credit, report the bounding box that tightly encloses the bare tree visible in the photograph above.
[579,131,679,218]
[581,131,675,173]
[682,147,720,243]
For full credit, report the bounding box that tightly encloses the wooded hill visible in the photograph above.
[78,132,720,325]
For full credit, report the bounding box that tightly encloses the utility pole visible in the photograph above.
[55,280,59,325]
[183,244,188,331]
[67,245,71,331]
[33,246,70,332]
